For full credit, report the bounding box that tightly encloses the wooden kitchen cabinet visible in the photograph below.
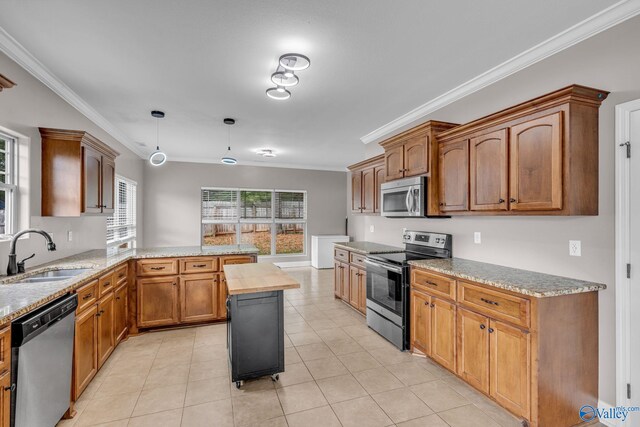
[403,136,429,177]
[357,270,367,314]
[439,138,469,212]
[490,319,530,419]
[509,112,563,211]
[470,129,508,211]
[40,128,119,216]
[73,305,98,399]
[0,327,10,376]
[340,263,350,301]
[114,283,128,344]
[384,145,405,181]
[137,276,180,328]
[217,274,228,320]
[0,370,10,427]
[221,255,255,265]
[334,260,342,297]
[348,155,384,215]
[181,273,218,323]
[97,292,115,368]
[430,298,456,371]
[334,248,369,316]
[351,172,362,213]
[349,266,365,308]
[361,168,375,214]
[410,290,431,355]
[374,165,385,213]
[457,308,490,394]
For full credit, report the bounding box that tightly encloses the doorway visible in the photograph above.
[616,99,640,420]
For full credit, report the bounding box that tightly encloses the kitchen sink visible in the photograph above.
[15,268,92,283]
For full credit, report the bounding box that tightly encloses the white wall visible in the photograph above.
[143,161,347,263]
[0,51,145,270]
[348,15,640,406]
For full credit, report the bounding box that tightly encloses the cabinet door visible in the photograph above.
[0,372,9,427]
[470,129,508,211]
[509,112,563,211]
[73,305,98,399]
[439,139,469,212]
[101,156,116,214]
[340,262,350,301]
[404,136,429,177]
[457,308,490,394]
[374,166,385,213]
[410,290,431,354]
[358,269,367,314]
[181,273,217,323]
[97,292,115,368]
[361,168,375,214]
[137,276,180,328]
[384,145,405,181]
[82,146,102,214]
[114,283,128,344]
[351,172,363,213]
[430,298,456,372]
[349,266,360,308]
[217,274,228,320]
[334,260,342,297]
[490,320,531,419]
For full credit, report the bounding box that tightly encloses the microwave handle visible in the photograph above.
[405,186,413,213]
[412,187,419,213]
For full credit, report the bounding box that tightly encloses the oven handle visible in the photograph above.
[365,259,403,274]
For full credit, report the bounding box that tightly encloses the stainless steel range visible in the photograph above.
[365,230,452,350]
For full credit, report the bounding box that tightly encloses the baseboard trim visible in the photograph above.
[594,400,618,427]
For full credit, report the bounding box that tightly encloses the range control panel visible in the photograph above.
[402,230,450,249]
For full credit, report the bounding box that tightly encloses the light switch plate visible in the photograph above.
[369,225,375,233]
[474,232,481,244]
[569,240,581,256]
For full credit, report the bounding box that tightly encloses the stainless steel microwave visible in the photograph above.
[380,176,426,217]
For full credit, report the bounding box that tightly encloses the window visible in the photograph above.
[0,132,16,236]
[202,188,307,256]
[107,176,137,250]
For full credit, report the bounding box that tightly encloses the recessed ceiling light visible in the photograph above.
[266,87,291,100]
[279,53,311,71]
[271,72,298,87]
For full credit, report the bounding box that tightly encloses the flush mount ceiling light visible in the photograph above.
[149,110,167,166]
[271,71,299,87]
[257,149,277,158]
[279,53,311,71]
[266,53,310,101]
[221,118,237,165]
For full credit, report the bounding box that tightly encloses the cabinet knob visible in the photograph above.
[488,327,494,333]
[430,303,435,308]
[439,202,444,206]
[398,169,403,173]
[498,198,505,203]
[4,384,15,392]
[424,301,429,306]
[480,324,486,330]
[510,198,517,203]
[173,282,177,286]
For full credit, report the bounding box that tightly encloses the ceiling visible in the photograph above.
[0,0,619,170]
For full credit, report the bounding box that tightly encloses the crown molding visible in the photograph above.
[165,156,348,172]
[0,26,146,158]
[360,0,640,144]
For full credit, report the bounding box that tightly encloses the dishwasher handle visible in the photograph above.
[12,294,78,347]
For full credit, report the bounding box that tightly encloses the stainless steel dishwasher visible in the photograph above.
[10,293,77,427]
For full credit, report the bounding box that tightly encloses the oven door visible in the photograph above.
[381,184,423,217]
[365,259,404,317]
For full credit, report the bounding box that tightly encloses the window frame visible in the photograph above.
[107,175,137,250]
[0,132,17,237]
[201,187,307,257]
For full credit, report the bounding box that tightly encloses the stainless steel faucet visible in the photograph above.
[7,229,57,276]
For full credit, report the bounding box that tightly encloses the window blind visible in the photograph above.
[240,190,272,220]
[275,191,306,221]
[107,177,136,246]
[202,189,238,222]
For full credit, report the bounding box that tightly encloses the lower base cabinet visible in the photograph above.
[114,283,128,344]
[181,273,218,323]
[333,253,367,315]
[74,305,98,399]
[97,292,115,369]
[137,276,180,328]
[410,290,456,372]
[0,371,9,427]
[218,274,228,320]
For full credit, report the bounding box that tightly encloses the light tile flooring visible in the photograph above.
[57,267,603,427]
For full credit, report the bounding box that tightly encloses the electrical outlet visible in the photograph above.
[67,231,73,242]
[569,240,581,256]
[474,232,481,244]
[369,225,375,233]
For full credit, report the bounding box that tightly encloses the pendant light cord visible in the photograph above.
[156,117,160,150]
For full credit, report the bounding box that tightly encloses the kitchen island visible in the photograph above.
[223,263,300,388]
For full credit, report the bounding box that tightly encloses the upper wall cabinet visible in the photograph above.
[436,85,608,216]
[40,128,119,216]
[348,155,385,215]
[379,121,458,216]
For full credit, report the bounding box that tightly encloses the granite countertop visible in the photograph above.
[0,245,258,325]
[334,241,403,255]
[408,258,606,298]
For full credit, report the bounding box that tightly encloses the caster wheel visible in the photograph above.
[271,374,279,382]
[235,381,242,389]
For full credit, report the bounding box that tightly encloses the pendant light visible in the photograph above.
[149,110,167,166]
[221,118,237,165]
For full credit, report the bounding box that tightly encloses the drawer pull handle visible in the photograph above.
[150,266,166,270]
[480,324,486,330]
[82,293,93,300]
[480,297,499,306]
[103,282,110,287]
[425,280,438,287]
[192,264,207,268]
[119,274,125,278]
[488,327,495,333]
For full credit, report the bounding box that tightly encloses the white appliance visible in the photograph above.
[311,235,350,269]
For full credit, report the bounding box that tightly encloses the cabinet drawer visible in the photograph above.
[334,248,349,262]
[221,255,254,265]
[180,257,218,274]
[350,252,366,268]
[76,280,98,313]
[458,281,530,328]
[98,271,115,298]
[0,326,10,376]
[115,264,128,284]
[136,259,179,276]
[411,269,456,300]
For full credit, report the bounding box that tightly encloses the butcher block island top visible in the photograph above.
[223,263,300,295]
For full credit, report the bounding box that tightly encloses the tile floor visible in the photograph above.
[57,267,604,427]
